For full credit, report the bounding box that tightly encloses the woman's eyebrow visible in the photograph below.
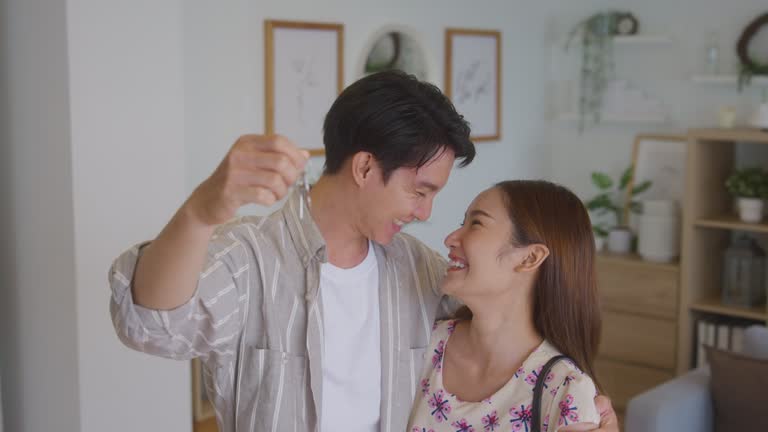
[467,209,494,220]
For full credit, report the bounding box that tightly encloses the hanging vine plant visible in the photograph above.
[565,12,635,131]
[737,12,768,91]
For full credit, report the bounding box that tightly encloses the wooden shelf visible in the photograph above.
[694,215,768,233]
[688,128,768,144]
[692,74,768,86]
[690,297,768,321]
[597,251,679,272]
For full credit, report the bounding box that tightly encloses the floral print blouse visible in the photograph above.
[408,320,600,432]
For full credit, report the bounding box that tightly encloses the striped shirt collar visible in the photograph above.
[282,188,327,268]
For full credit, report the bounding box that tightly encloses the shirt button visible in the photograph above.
[282,352,288,363]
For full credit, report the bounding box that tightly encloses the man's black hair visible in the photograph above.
[323,70,475,181]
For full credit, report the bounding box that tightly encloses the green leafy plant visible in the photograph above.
[725,167,768,198]
[565,12,623,132]
[585,166,651,236]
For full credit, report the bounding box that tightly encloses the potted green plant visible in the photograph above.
[565,12,623,132]
[586,166,651,253]
[725,167,768,223]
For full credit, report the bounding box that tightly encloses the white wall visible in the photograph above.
[66,1,191,431]
[0,1,80,431]
[1,1,191,432]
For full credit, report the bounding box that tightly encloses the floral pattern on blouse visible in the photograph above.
[408,320,600,432]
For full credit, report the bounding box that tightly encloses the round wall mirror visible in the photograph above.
[361,28,429,80]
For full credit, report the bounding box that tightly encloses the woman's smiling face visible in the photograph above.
[440,187,527,299]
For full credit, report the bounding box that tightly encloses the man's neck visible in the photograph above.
[308,175,370,268]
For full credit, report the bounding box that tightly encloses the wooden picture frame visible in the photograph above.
[445,28,501,142]
[624,133,688,222]
[265,20,344,156]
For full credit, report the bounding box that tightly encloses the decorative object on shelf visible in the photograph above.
[585,165,651,254]
[264,20,344,156]
[737,12,768,90]
[719,106,737,128]
[626,134,688,222]
[362,28,428,80]
[615,13,639,36]
[751,88,768,130]
[607,227,632,254]
[629,135,687,261]
[637,199,680,262]
[725,167,768,223]
[565,11,637,131]
[445,28,501,142]
[722,236,767,308]
[594,235,606,252]
[703,31,721,75]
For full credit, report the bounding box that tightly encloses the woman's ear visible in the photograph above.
[514,244,550,273]
[350,152,375,187]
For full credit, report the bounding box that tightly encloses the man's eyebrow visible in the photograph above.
[416,181,440,192]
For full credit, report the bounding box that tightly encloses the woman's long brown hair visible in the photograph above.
[457,180,602,390]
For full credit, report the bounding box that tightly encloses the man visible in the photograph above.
[110,71,618,431]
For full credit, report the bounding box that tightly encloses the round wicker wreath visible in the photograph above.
[737,12,768,89]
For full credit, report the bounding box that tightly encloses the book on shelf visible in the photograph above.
[695,317,753,368]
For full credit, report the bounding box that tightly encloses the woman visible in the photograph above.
[409,180,602,432]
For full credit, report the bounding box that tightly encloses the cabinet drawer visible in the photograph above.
[595,359,673,411]
[596,256,679,319]
[599,311,676,369]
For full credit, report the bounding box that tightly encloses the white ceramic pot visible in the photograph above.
[607,227,632,254]
[737,197,764,223]
[594,236,606,252]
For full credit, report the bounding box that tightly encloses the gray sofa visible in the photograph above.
[625,325,768,432]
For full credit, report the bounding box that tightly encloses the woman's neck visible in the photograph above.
[461,296,542,370]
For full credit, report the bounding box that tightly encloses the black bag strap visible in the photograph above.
[531,354,571,432]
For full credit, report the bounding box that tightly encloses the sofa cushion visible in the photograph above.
[706,345,768,432]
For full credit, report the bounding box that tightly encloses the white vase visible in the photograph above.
[737,197,764,223]
[607,228,632,254]
[594,236,606,252]
[638,217,680,262]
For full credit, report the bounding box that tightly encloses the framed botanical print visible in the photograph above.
[265,20,344,156]
[445,28,501,142]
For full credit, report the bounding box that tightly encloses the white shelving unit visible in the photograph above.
[612,35,671,45]
[692,75,768,86]
[555,112,670,125]
[550,34,674,127]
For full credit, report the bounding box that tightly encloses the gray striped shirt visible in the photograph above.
[109,190,456,432]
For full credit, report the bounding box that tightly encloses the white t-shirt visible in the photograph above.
[320,241,381,432]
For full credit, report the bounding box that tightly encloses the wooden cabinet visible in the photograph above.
[594,253,679,412]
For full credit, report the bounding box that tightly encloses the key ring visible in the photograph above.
[298,171,312,219]
[295,152,313,219]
